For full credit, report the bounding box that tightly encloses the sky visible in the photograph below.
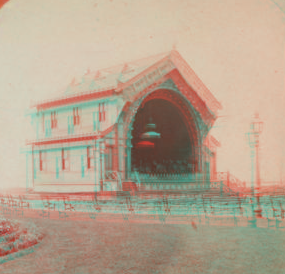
[0,0,284,188]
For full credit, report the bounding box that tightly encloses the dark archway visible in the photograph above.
[131,98,196,174]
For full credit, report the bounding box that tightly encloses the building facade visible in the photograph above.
[26,50,222,193]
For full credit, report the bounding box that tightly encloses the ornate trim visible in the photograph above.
[123,86,203,173]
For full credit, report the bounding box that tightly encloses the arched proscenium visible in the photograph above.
[121,88,203,179]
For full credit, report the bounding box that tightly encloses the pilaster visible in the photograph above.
[94,140,100,191]
[117,120,126,181]
[126,134,133,180]
[100,141,105,191]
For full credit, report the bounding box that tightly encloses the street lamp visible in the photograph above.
[246,113,263,217]
[246,131,256,194]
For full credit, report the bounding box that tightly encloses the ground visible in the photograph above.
[0,216,284,274]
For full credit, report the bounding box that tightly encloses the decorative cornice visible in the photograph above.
[169,50,222,115]
[31,50,222,120]
[34,89,116,111]
[27,125,115,147]
[118,57,174,94]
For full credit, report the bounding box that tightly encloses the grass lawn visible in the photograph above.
[0,216,284,274]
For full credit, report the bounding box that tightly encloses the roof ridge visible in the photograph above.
[98,50,171,74]
[64,50,172,95]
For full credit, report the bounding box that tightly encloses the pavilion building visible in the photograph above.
[26,50,222,193]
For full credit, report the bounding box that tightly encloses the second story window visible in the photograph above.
[73,107,80,126]
[51,111,58,129]
[99,103,106,122]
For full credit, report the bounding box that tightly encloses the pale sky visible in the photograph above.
[0,0,284,188]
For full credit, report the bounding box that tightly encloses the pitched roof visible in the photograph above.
[33,50,222,114]
[64,51,170,95]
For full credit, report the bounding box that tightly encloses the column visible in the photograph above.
[113,125,119,172]
[81,155,85,178]
[251,148,255,195]
[94,141,100,192]
[32,146,36,182]
[117,121,126,181]
[26,151,30,191]
[212,152,217,181]
[194,145,203,184]
[126,137,132,180]
[100,141,106,191]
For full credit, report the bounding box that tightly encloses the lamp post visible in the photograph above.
[246,113,263,217]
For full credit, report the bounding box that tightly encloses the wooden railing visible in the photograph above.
[105,171,119,180]
[104,170,122,191]
[129,172,203,182]
[216,172,246,191]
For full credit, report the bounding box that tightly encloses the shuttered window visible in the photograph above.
[51,111,58,129]
[99,103,106,122]
[73,107,80,125]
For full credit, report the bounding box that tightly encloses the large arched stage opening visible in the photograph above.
[120,88,205,183]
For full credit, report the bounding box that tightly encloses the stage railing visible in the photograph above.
[129,172,203,183]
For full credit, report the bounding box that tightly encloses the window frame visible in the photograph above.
[51,111,58,129]
[73,107,80,126]
[99,103,106,123]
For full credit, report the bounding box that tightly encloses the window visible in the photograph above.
[39,151,46,171]
[87,147,92,169]
[99,103,106,122]
[73,107,80,126]
[62,149,70,170]
[51,111,58,129]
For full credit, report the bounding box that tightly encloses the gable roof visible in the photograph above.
[65,51,168,96]
[33,50,222,115]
